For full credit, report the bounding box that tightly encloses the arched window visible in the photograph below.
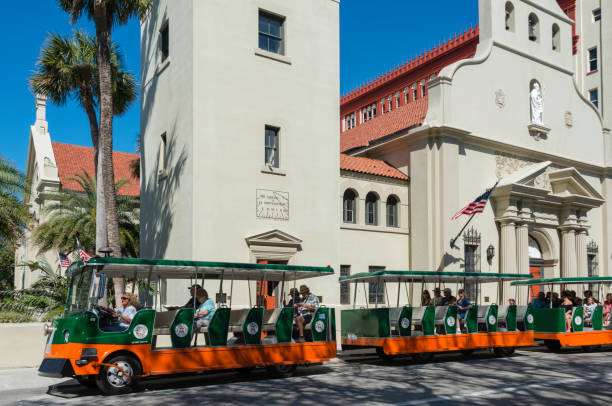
[552,24,560,51]
[528,13,539,42]
[386,195,398,227]
[343,189,357,223]
[365,192,378,225]
[505,2,515,31]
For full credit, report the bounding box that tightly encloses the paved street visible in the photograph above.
[2,345,611,405]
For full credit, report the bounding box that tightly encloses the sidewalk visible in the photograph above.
[0,368,69,392]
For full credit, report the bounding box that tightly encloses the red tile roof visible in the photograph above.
[51,142,140,197]
[340,97,428,153]
[340,154,409,180]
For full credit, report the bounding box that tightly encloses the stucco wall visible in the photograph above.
[0,324,46,368]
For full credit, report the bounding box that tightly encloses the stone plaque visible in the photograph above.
[256,189,289,220]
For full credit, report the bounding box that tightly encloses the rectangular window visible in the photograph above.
[388,97,392,111]
[421,80,427,97]
[259,10,285,55]
[367,107,372,120]
[340,265,351,304]
[395,92,400,108]
[264,126,279,167]
[372,104,377,118]
[351,113,355,128]
[589,88,599,108]
[588,47,598,72]
[158,132,167,179]
[404,88,409,104]
[381,99,386,114]
[413,85,418,101]
[593,8,601,22]
[368,266,385,304]
[160,22,169,62]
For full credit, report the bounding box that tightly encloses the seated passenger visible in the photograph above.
[165,284,201,310]
[531,292,549,308]
[583,290,593,305]
[603,293,612,327]
[442,288,456,306]
[194,288,215,329]
[432,288,443,306]
[456,289,473,321]
[561,293,574,332]
[422,290,433,306]
[100,293,139,332]
[295,285,319,343]
[508,298,516,306]
[583,296,597,319]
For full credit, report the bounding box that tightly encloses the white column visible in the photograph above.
[515,223,529,304]
[561,228,577,278]
[575,230,588,277]
[500,221,516,302]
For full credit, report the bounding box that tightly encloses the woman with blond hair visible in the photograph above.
[100,292,139,332]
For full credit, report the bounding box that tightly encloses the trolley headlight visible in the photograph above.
[63,330,70,343]
[43,323,55,336]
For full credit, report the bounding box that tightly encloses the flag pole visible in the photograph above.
[450,213,476,249]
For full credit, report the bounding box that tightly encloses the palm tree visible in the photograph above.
[30,30,137,257]
[0,156,28,244]
[31,171,139,258]
[58,0,151,264]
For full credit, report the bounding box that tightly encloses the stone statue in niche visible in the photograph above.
[530,82,543,125]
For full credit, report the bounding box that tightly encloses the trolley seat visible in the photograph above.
[516,305,528,330]
[434,306,449,326]
[262,308,283,332]
[228,308,250,333]
[388,307,403,333]
[411,307,426,327]
[152,310,179,335]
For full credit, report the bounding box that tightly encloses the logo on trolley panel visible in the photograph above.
[133,324,148,339]
[247,322,259,335]
[400,318,410,329]
[488,315,496,325]
[526,314,534,324]
[314,320,325,333]
[574,316,582,326]
[446,316,456,327]
[175,323,189,338]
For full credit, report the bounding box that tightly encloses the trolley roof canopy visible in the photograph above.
[511,276,612,286]
[340,270,533,284]
[67,257,334,281]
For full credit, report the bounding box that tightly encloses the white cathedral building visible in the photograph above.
[140,0,611,309]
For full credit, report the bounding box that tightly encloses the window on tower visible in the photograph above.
[589,88,599,108]
[552,24,560,51]
[160,21,169,62]
[259,10,285,55]
[593,9,601,22]
[343,189,357,223]
[528,13,539,42]
[386,195,398,227]
[365,192,378,225]
[588,47,598,72]
[412,84,418,101]
[421,79,426,97]
[505,2,515,32]
[264,126,279,167]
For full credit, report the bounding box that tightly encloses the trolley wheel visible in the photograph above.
[544,340,562,352]
[493,347,515,357]
[412,352,434,363]
[376,347,395,361]
[95,355,141,395]
[76,375,98,388]
[461,349,475,357]
[266,363,297,378]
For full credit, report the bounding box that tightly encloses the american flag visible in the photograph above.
[451,182,498,220]
[58,253,71,269]
[76,239,93,264]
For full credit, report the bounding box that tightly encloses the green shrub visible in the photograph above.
[0,311,34,323]
[42,307,65,322]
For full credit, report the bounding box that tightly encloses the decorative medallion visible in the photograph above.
[446,316,456,327]
[564,111,573,128]
[400,317,411,329]
[574,316,582,326]
[174,323,189,338]
[314,320,325,333]
[527,314,534,324]
[488,315,496,325]
[133,324,149,339]
[495,89,506,109]
[247,322,259,335]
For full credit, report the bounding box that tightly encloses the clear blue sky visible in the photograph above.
[0,1,477,171]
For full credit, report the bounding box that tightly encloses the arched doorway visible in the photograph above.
[528,236,543,300]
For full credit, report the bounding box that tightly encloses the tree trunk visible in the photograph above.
[80,84,107,257]
[94,0,123,306]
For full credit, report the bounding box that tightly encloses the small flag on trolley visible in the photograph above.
[451,181,499,220]
[76,238,93,264]
[57,252,71,270]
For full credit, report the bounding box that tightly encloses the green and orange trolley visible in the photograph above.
[340,270,535,361]
[38,258,336,394]
[511,276,612,351]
